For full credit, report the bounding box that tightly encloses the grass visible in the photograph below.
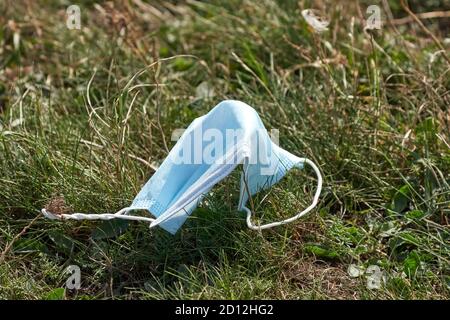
[0,0,449,299]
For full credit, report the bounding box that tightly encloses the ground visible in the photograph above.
[0,0,449,299]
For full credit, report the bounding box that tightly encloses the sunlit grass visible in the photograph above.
[0,0,449,299]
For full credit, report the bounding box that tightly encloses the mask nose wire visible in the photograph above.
[41,207,155,223]
[244,158,323,231]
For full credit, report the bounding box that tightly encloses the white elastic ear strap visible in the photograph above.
[244,158,323,230]
[42,158,322,231]
[41,207,155,223]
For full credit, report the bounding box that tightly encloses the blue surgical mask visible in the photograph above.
[43,100,322,234]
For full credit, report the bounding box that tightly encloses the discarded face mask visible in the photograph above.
[42,100,322,234]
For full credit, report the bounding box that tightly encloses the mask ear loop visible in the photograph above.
[41,207,155,223]
[244,158,323,231]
